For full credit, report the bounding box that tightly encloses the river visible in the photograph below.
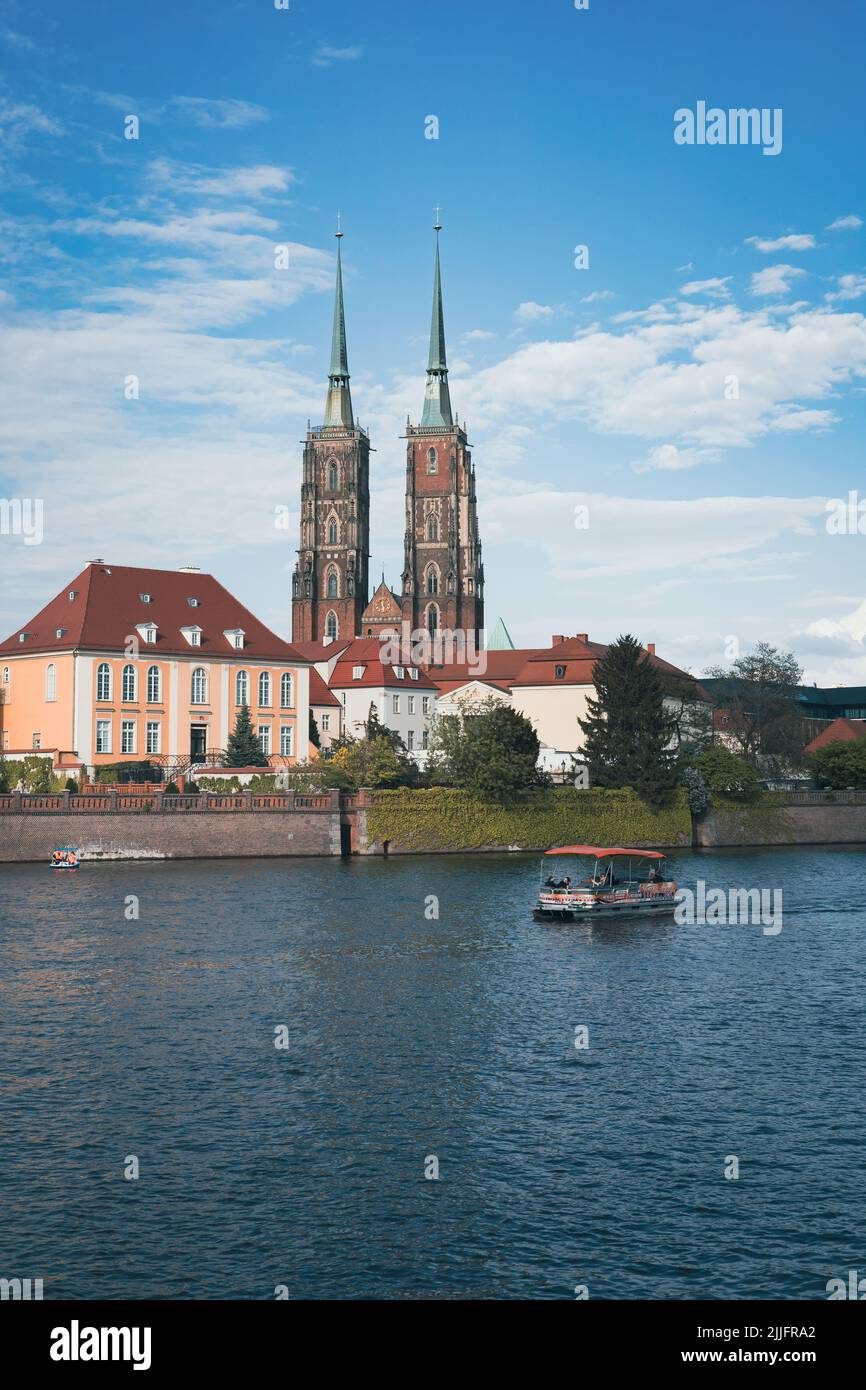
[1,845,864,1299]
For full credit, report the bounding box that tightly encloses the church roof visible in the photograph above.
[486,617,515,650]
[361,579,402,623]
[322,229,354,429]
[420,222,454,429]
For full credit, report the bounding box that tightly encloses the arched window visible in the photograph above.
[327,516,338,545]
[96,662,111,701]
[326,610,339,640]
[1,665,9,690]
[426,603,439,635]
[236,670,248,706]
[427,447,437,474]
[327,568,338,599]
[45,663,57,702]
[280,672,293,708]
[425,565,439,596]
[122,664,136,702]
[259,671,271,707]
[147,665,160,703]
[426,514,438,542]
[328,460,338,491]
[191,667,208,705]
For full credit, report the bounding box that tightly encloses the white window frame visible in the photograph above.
[146,720,161,754]
[280,725,294,757]
[280,673,293,708]
[121,720,136,755]
[393,695,400,714]
[96,720,112,754]
[122,664,136,702]
[96,662,112,701]
[191,667,208,705]
[146,665,160,703]
[259,671,271,707]
[45,663,57,702]
[258,725,271,756]
[236,670,249,706]
[408,695,415,715]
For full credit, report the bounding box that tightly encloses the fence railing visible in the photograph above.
[780,789,866,805]
[0,790,347,814]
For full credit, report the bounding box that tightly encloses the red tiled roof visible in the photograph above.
[510,636,694,688]
[1,563,308,664]
[309,668,341,707]
[327,637,437,689]
[803,717,866,754]
[427,648,542,693]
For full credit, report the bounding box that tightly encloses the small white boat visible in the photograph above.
[533,845,678,921]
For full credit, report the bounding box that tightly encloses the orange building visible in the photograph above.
[0,560,312,775]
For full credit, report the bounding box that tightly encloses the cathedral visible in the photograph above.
[291,223,484,647]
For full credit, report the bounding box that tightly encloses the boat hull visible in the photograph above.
[533,894,677,922]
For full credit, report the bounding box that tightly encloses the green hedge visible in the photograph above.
[364,786,692,853]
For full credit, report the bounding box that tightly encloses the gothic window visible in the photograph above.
[327,567,339,599]
[427,447,437,474]
[327,516,338,545]
[426,603,439,635]
[326,611,339,640]
[425,565,439,596]
[328,460,339,491]
[426,514,438,542]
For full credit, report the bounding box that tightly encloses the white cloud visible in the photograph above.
[463,328,495,341]
[632,443,715,473]
[680,276,731,299]
[0,98,63,142]
[312,46,363,67]
[171,96,269,129]
[146,159,295,199]
[750,264,807,297]
[827,214,863,231]
[745,233,816,253]
[513,301,556,323]
[826,274,866,303]
[581,290,614,303]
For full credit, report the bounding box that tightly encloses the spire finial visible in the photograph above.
[420,217,453,429]
[322,220,354,428]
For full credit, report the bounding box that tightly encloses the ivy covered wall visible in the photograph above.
[363,786,692,853]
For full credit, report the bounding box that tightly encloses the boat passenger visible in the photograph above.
[648,865,663,883]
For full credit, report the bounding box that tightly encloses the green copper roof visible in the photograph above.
[421,225,453,429]
[486,617,515,651]
[323,232,354,429]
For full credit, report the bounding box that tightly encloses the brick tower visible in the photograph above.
[292,227,370,643]
[401,222,484,642]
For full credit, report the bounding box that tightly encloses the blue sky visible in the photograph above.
[1,0,866,682]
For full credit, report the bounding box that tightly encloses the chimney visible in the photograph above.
[647,643,656,655]
[575,633,588,643]
[551,634,564,646]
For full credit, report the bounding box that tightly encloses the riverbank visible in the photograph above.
[2,786,866,862]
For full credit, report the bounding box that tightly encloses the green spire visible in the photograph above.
[486,617,515,651]
[323,221,354,428]
[421,216,453,429]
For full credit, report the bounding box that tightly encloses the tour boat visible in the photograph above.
[50,848,79,870]
[533,845,677,921]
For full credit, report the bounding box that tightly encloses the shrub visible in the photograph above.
[693,746,762,801]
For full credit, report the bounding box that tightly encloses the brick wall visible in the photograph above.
[0,810,340,863]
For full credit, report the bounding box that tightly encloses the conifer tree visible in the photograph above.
[578,634,677,802]
[224,704,268,767]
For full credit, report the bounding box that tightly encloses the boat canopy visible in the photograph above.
[544,845,666,859]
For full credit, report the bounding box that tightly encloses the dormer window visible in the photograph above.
[55,628,65,640]
[181,625,203,648]
[136,623,158,644]
[409,668,419,681]
[68,590,78,602]
[187,597,199,608]
[555,665,566,679]
[394,665,405,679]
[18,632,28,643]
[352,665,365,680]
[140,593,152,604]
[224,629,245,651]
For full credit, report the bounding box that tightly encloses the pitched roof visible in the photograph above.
[0,562,307,664]
[361,579,402,624]
[427,647,540,694]
[327,637,437,689]
[803,716,866,754]
[510,635,695,688]
[486,616,515,651]
[309,668,341,707]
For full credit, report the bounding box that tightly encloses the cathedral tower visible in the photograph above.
[292,228,370,643]
[401,222,484,641]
